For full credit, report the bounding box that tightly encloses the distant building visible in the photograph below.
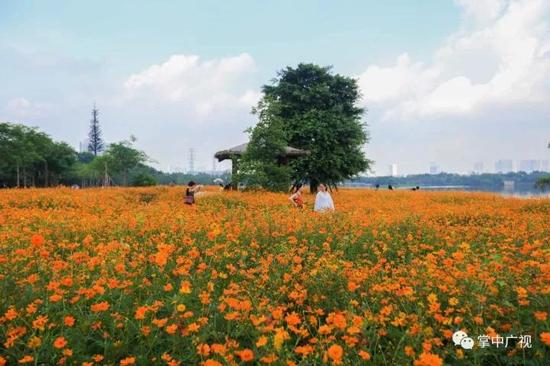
[519,160,541,173]
[389,163,398,177]
[429,162,439,175]
[542,160,550,172]
[495,160,513,173]
[79,138,91,153]
[473,162,484,174]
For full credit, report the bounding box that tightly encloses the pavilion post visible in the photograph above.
[231,155,239,189]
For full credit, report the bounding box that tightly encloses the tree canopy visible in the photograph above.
[248,63,371,192]
[88,105,104,156]
[0,122,77,187]
[237,97,292,191]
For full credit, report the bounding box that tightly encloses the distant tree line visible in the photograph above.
[0,122,230,188]
[0,123,77,187]
[351,172,550,191]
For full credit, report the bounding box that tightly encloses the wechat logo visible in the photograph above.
[453,330,474,350]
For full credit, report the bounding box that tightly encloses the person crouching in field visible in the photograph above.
[289,184,305,209]
[314,183,335,212]
[184,181,203,205]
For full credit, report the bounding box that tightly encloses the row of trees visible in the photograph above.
[238,64,371,192]
[0,123,76,187]
[0,122,151,188]
[355,171,550,191]
[535,143,550,189]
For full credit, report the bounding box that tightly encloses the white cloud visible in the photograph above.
[455,0,506,25]
[358,0,550,119]
[3,97,50,120]
[122,53,258,116]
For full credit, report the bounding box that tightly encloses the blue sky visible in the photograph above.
[1,0,549,174]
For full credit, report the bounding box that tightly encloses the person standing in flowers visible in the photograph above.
[184,181,203,205]
[314,183,335,212]
[289,183,305,208]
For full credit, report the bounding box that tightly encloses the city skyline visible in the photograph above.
[1,0,550,175]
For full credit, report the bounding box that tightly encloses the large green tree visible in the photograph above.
[104,139,148,186]
[237,97,292,191]
[258,63,371,192]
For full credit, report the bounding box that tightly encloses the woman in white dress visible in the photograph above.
[314,183,335,212]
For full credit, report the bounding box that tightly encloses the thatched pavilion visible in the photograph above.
[214,143,308,187]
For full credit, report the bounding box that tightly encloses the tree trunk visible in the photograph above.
[309,178,319,194]
[16,162,20,188]
[104,161,109,187]
[44,161,49,187]
[23,166,27,188]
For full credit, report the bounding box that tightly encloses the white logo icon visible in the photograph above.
[453,331,474,349]
[452,330,468,346]
[460,337,474,349]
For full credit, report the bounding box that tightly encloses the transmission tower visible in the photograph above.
[188,148,195,174]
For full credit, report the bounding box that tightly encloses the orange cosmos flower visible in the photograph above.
[5,307,18,321]
[53,336,68,349]
[179,281,192,294]
[285,312,301,326]
[256,336,268,347]
[165,324,178,334]
[237,349,254,362]
[203,360,222,366]
[197,343,210,356]
[327,344,344,364]
[414,352,443,366]
[27,336,42,349]
[92,355,104,362]
[295,345,314,356]
[64,316,75,327]
[91,301,110,312]
[31,234,45,247]
[540,332,550,347]
[134,306,148,320]
[120,357,136,366]
[18,355,34,364]
[358,350,371,360]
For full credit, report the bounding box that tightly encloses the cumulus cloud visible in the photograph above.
[3,97,50,120]
[122,53,259,116]
[358,0,550,119]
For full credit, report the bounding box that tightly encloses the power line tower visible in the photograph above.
[188,148,195,174]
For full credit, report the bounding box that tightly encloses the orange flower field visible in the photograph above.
[0,187,549,365]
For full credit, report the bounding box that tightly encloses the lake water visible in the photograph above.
[342,184,550,198]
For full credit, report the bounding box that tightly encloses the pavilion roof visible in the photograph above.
[214,143,308,162]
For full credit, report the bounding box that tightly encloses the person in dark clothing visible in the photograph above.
[184,181,203,205]
[388,184,394,190]
[375,184,380,190]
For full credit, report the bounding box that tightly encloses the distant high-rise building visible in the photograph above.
[429,162,439,175]
[188,148,195,173]
[389,163,398,177]
[79,138,91,153]
[519,160,541,173]
[473,162,484,174]
[495,160,513,173]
